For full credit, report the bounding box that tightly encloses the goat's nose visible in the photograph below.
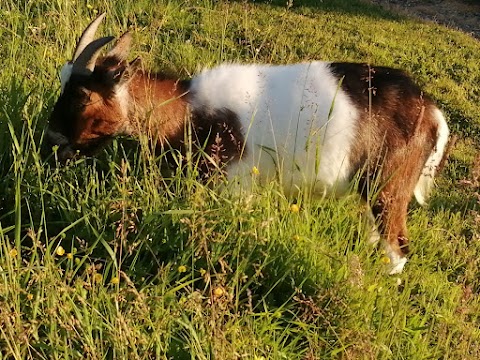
[57,145,77,163]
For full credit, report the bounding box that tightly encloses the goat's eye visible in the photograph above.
[74,102,87,111]
[92,118,103,128]
[89,119,108,137]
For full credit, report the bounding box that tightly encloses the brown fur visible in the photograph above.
[48,55,445,270]
[125,72,245,177]
[127,73,190,143]
[49,57,245,176]
[330,63,439,257]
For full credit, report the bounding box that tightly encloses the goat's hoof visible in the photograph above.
[388,256,407,275]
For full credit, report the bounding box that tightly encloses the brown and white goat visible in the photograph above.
[47,13,450,274]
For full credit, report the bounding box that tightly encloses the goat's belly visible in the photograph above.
[226,139,353,196]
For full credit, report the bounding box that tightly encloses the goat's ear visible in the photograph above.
[106,62,140,86]
[128,57,142,72]
[106,32,132,62]
[109,57,142,85]
[105,62,129,85]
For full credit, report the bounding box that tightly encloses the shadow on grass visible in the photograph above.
[234,0,402,20]
[428,155,480,215]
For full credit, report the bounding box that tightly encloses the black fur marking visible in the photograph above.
[46,73,113,161]
[329,62,440,259]
[163,107,245,181]
[328,63,424,107]
[328,62,436,181]
[49,75,90,137]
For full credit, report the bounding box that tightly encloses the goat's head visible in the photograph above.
[47,13,137,162]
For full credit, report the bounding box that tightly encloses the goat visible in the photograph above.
[46,13,450,274]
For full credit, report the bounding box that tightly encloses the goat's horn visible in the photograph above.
[72,36,115,73]
[107,32,132,61]
[73,12,107,61]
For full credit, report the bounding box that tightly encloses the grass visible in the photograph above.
[1,0,480,358]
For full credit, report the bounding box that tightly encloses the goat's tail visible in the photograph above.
[414,107,450,205]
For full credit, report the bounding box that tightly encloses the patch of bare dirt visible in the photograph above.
[368,0,480,39]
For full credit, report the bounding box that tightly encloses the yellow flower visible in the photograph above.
[290,204,300,213]
[9,248,18,257]
[292,234,300,241]
[380,256,391,264]
[93,273,103,283]
[178,265,187,273]
[199,268,207,276]
[110,276,120,285]
[213,286,225,297]
[27,293,33,300]
[67,253,73,260]
[252,166,260,175]
[56,246,65,256]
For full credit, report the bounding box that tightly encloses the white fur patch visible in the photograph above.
[60,63,73,94]
[414,107,450,205]
[384,241,408,274]
[189,62,359,195]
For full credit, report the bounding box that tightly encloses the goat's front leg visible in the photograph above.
[371,191,410,274]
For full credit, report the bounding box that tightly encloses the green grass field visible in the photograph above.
[1,0,480,358]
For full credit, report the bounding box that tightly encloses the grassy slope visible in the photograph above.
[0,0,480,358]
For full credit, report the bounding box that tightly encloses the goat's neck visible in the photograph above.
[125,72,190,144]
[122,71,244,176]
